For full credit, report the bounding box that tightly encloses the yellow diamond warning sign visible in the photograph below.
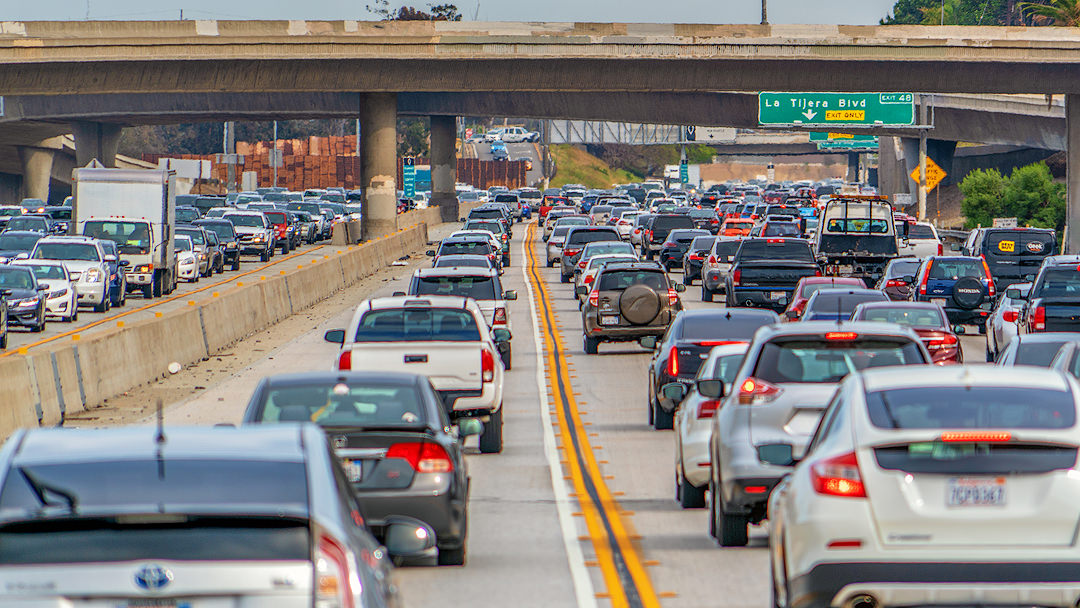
[910,157,947,193]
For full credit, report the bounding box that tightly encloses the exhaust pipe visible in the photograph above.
[848,595,878,608]
[745,299,754,306]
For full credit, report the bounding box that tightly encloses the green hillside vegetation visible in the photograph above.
[551,145,642,189]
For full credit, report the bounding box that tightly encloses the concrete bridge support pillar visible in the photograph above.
[17,146,56,202]
[430,115,459,222]
[1067,95,1080,254]
[72,121,122,168]
[360,93,398,240]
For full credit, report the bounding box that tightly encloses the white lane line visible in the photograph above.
[520,225,598,608]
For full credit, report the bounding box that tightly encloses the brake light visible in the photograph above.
[588,289,599,307]
[825,332,858,341]
[564,247,581,256]
[337,350,352,371]
[584,275,595,284]
[662,241,676,248]
[578,259,588,269]
[766,238,785,243]
[732,269,741,286]
[814,268,823,277]
[386,442,455,472]
[810,451,866,498]
[982,258,995,297]
[667,288,678,306]
[315,534,356,608]
[1032,305,1046,331]
[738,377,782,405]
[493,307,507,325]
[919,260,932,295]
[925,334,959,350]
[688,254,703,261]
[1002,310,1018,323]
[937,243,943,255]
[707,255,716,264]
[885,279,907,287]
[696,340,745,347]
[697,399,721,419]
[481,349,495,382]
[941,431,1011,443]
[666,346,680,376]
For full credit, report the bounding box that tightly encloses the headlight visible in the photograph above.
[227,242,237,248]
[180,255,195,264]
[15,298,37,308]
[253,236,264,242]
[199,253,207,261]
[83,268,103,283]
[49,289,69,299]
[133,264,152,273]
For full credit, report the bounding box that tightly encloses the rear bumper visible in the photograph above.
[790,561,1080,608]
[359,484,466,547]
[730,288,791,311]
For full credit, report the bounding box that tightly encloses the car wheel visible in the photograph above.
[232,259,241,271]
[986,340,994,362]
[686,274,695,285]
[702,285,713,302]
[260,249,270,262]
[583,334,599,355]
[141,284,153,299]
[478,407,503,454]
[546,259,554,268]
[708,477,719,539]
[560,273,570,284]
[717,499,749,547]
[93,298,108,313]
[0,331,6,349]
[679,465,706,509]
[437,541,466,566]
[653,403,674,430]
[500,344,512,371]
[978,322,987,335]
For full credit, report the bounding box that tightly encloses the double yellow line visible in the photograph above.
[524,222,660,608]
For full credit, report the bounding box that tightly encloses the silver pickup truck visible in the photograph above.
[325,295,508,453]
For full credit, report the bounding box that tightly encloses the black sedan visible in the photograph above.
[242,371,480,566]
[682,236,716,286]
[0,231,44,263]
[644,308,779,429]
[0,265,46,332]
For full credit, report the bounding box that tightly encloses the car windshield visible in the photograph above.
[705,352,746,384]
[826,218,890,233]
[256,383,427,427]
[355,308,481,342]
[6,218,46,230]
[0,234,41,251]
[886,260,922,277]
[1015,340,1073,367]
[929,259,983,280]
[24,265,66,280]
[82,221,150,252]
[413,276,497,300]
[33,243,99,262]
[0,209,22,217]
[264,212,287,224]
[197,223,235,241]
[753,337,924,384]
[1036,269,1080,297]
[440,241,492,256]
[858,306,946,328]
[175,229,205,246]
[598,270,667,291]
[176,208,200,223]
[174,238,192,251]
[0,267,36,290]
[225,214,265,228]
[866,387,1075,430]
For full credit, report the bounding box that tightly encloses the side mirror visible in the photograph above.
[784,310,799,320]
[14,253,29,260]
[673,283,686,293]
[392,291,406,297]
[575,285,588,297]
[902,221,910,239]
[492,328,512,343]
[661,382,687,403]
[953,325,967,335]
[1023,274,1036,281]
[696,379,725,399]
[503,290,518,300]
[757,443,797,467]
[639,336,659,350]
[1006,288,1024,299]
[456,418,484,438]
[103,254,117,262]
[324,329,346,344]
[425,250,436,257]
[36,282,49,291]
[119,260,130,267]
[382,519,437,559]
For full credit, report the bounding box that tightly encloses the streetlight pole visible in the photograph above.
[761,0,768,25]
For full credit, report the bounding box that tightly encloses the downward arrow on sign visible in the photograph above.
[802,110,817,121]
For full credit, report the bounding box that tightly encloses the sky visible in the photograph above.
[9,0,899,25]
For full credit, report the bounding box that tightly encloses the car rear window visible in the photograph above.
[807,291,889,315]
[705,352,746,385]
[858,306,945,328]
[690,237,715,251]
[886,259,922,277]
[679,315,772,341]
[908,224,936,239]
[1036,269,1080,297]
[434,257,491,269]
[753,336,925,384]
[413,275,497,300]
[866,386,1075,430]
[598,270,667,292]
[583,242,635,257]
[713,240,741,260]
[0,234,41,251]
[356,308,481,342]
[1015,340,1072,367]
[258,383,426,427]
[567,229,619,246]
[928,258,983,280]
[763,223,802,237]
[736,239,814,262]
[440,241,492,256]
[650,216,695,230]
[986,231,1055,257]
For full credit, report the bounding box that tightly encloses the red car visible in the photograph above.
[539,196,572,221]
[783,276,865,321]
[850,301,962,364]
[263,210,293,254]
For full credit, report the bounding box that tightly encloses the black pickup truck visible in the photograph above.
[725,238,821,311]
[1020,255,1080,334]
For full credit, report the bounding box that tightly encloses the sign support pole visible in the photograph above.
[917,95,928,221]
[272,120,278,188]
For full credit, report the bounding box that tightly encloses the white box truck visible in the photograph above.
[72,165,178,299]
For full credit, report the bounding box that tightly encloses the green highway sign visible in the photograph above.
[679,160,688,183]
[759,92,915,126]
[809,132,879,142]
[403,157,416,198]
[816,140,879,151]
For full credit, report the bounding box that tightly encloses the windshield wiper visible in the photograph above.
[19,468,79,514]
[877,392,902,430]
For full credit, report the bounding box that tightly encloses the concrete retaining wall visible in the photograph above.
[0,222,435,440]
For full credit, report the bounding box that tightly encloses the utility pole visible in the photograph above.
[917,96,928,221]
[272,120,278,188]
[761,0,768,25]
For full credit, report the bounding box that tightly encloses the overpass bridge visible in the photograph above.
[3,20,1080,247]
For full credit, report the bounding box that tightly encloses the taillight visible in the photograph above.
[1032,305,1046,331]
[481,349,495,382]
[814,268,823,277]
[386,442,454,473]
[667,287,678,306]
[337,350,352,371]
[493,307,507,325]
[737,377,782,405]
[885,279,906,287]
[662,241,676,248]
[584,275,594,284]
[578,259,587,269]
[697,399,721,419]
[707,255,716,264]
[941,431,1011,443]
[810,452,866,498]
[666,346,679,376]
[982,258,995,297]
[588,289,599,307]
[919,260,932,295]
[688,254,703,261]
[732,269,741,286]
[937,243,943,255]
[925,334,959,350]
[1002,310,1018,323]
[315,534,355,608]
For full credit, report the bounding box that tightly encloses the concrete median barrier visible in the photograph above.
[0,222,439,439]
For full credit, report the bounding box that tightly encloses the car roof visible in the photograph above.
[679,308,778,321]
[261,371,421,388]
[598,261,664,272]
[1014,332,1080,344]
[36,236,98,244]
[12,425,308,465]
[413,267,498,278]
[798,276,864,285]
[861,365,1070,393]
[854,300,942,312]
[365,295,480,312]
[1043,255,1080,266]
[754,320,922,340]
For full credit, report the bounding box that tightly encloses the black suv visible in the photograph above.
[963,227,1056,291]
[193,219,242,271]
[559,226,621,283]
[642,214,696,260]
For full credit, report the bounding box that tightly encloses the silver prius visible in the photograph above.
[0,425,428,607]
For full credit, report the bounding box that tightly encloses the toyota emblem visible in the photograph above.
[134,564,173,591]
[333,435,348,449]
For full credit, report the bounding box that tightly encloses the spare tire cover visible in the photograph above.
[951,276,984,310]
[620,284,662,325]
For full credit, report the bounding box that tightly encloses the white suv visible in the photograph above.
[30,236,112,313]
[496,126,539,143]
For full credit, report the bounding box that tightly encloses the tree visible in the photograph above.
[1020,0,1080,24]
[397,118,429,157]
[960,162,1064,234]
[960,168,1006,229]
[881,0,1011,24]
[365,0,462,21]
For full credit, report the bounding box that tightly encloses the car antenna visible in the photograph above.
[837,294,843,326]
[155,398,166,481]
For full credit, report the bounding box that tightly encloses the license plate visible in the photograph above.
[947,477,1006,507]
[931,298,947,305]
[838,265,854,275]
[343,459,363,483]
[770,291,786,300]
[600,315,620,326]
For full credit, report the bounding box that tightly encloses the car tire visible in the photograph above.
[232,259,241,271]
[708,477,719,539]
[685,274,695,285]
[547,259,554,268]
[32,310,45,332]
[500,344,512,371]
[261,249,270,262]
[978,323,987,335]
[438,541,466,566]
[986,341,994,362]
[717,499,749,547]
[142,284,153,299]
[560,273,570,284]
[653,403,674,430]
[583,335,599,355]
[478,407,503,454]
[702,285,713,302]
[93,298,108,313]
[679,467,706,509]
[0,331,6,349]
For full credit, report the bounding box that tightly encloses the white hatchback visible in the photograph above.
[768,365,1080,608]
